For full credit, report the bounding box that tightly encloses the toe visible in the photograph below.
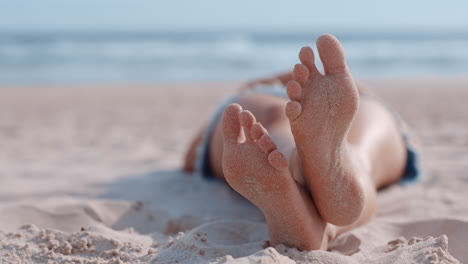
[240,110,256,142]
[316,34,349,75]
[257,134,276,154]
[292,64,309,83]
[286,80,302,101]
[285,101,302,121]
[268,150,289,170]
[299,46,319,76]
[222,104,243,145]
[251,122,267,141]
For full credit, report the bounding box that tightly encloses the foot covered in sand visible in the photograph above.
[221,104,329,250]
[285,34,365,226]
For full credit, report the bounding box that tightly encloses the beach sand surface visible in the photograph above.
[0,78,467,263]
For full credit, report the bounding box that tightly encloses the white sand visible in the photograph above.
[0,79,467,263]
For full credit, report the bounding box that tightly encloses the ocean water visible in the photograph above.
[0,30,467,84]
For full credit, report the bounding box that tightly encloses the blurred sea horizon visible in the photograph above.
[1,29,468,85]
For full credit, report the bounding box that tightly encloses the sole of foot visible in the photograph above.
[221,103,330,250]
[285,34,365,226]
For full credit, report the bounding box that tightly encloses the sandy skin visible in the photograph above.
[221,104,330,249]
[285,36,364,226]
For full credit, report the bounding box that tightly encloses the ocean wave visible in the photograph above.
[0,31,467,84]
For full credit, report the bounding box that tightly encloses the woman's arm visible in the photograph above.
[182,126,206,173]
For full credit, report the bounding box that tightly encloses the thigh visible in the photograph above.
[347,98,407,188]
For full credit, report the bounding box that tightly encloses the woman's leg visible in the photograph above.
[208,92,406,233]
[207,34,407,250]
[207,93,406,248]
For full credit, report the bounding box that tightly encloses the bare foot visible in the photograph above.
[221,103,330,250]
[285,34,365,226]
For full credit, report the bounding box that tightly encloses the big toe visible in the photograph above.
[222,103,243,145]
[316,34,348,75]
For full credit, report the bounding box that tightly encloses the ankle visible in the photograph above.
[311,146,367,226]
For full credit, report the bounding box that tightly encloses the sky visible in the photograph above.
[1,0,468,31]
